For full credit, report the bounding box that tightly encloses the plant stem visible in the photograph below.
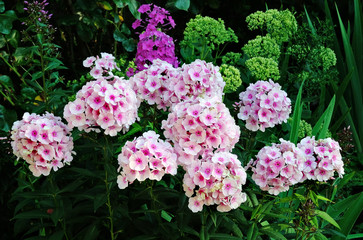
[200,210,207,240]
[103,136,115,240]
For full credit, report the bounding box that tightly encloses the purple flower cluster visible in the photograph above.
[237,80,291,132]
[64,77,140,136]
[132,4,176,32]
[24,0,52,22]
[184,151,247,212]
[251,137,345,195]
[117,131,178,189]
[132,4,178,73]
[130,59,225,110]
[11,112,75,177]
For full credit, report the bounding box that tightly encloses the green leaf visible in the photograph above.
[77,22,93,42]
[175,0,190,11]
[304,6,316,36]
[121,23,131,35]
[347,233,363,239]
[336,3,363,149]
[0,104,16,132]
[122,38,136,52]
[161,210,173,222]
[126,0,140,19]
[7,29,19,48]
[0,75,13,89]
[98,1,113,10]
[0,10,17,34]
[0,1,4,13]
[49,231,64,240]
[315,210,340,229]
[260,227,287,240]
[332,192,363,240]
[93,194,107,212]
[289,80,304,144]
[311,96,336,139]
[209,234,242,240]
[247,222,259,240]
[13,209,50,220]
[113,29,127,42]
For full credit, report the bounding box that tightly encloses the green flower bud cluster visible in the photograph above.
[246,9,297,43]
[242,35,280,61]
[243,9,296,81]
[287,20,338,96]
[181,15,238,50]
[309,46,336,71]
[298,120,313,139]
[245,57,280,81]
[220,64,242,93]
[222,52,242,66]
[180,15,238,62]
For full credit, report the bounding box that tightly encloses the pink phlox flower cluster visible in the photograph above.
[64,77,140,136]
[83,53,120,79]
[130,59,177,110]
[131,59,226,110]
[237,79,291,132]
[11,112,75,177]
[161,97,240,166]
[132,4,176,32]
[183,151,247,212]
[171,59,225,104]
[135,28,178,73]
[298,136,344,182]
[116,131,178,189]
[251,139,304,195]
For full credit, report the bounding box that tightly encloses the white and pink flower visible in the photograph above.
[161,97,240,166]
[183,151,247,212]
[116,131,178,189]
[251,139,304,195]
[237,79,291,132]
[11,112,75,177]
[64,77,140,136]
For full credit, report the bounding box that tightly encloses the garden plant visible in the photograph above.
[0,0,362,239]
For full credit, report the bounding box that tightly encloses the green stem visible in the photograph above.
[0,55,25,84]
[0,89,15,106]
[103,136,115,240]
[200,210,207,240]
[49,175,70,240]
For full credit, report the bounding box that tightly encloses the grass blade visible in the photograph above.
[336,3,363,149]
[311,96,335,139]
[304,6,316,36]
[289,81,304,144]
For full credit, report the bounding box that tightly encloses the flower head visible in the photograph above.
[117,131,178,188]
[11,112,75,177]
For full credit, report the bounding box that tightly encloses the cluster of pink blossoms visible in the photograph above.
[83,53,120,79]
[183,151,247,212]
[237,80,291,132]
[251,139,304,195]
[64,77,140,136]
[11,112,75,177]
[252,137,345,195]
[298,136,344,181]
[161,97,240,166]
[117,131,178,188]
[130,59,225,110]
[129,59,177,110]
